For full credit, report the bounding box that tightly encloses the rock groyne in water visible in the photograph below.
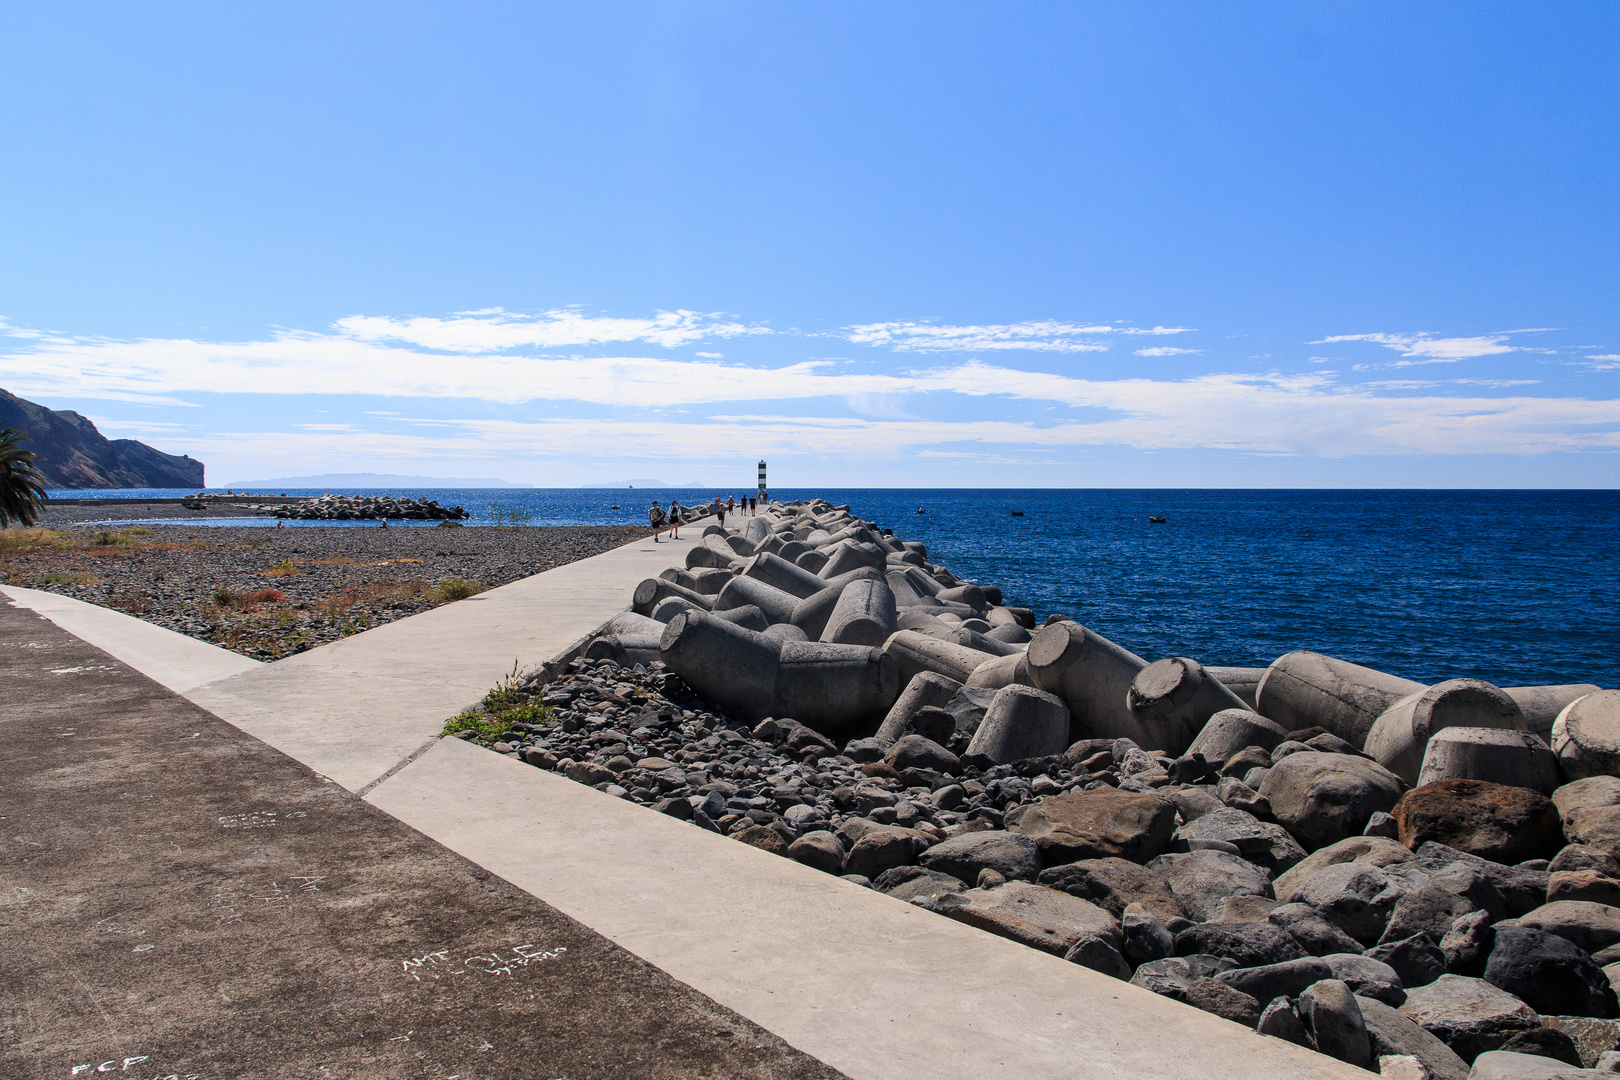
[460,498,1620,1076]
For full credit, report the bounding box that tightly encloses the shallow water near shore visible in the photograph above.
[49,486,1620,687]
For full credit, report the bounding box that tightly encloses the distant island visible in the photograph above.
[0,387,205,489]
[226,472,536,489]
[579,478,708,489]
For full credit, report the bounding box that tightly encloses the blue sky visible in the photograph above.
[1,2,1616,488]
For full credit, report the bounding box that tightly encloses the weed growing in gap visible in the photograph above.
[426,577,482,603]
[442,661,552,745]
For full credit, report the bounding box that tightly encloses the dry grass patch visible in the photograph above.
[426,577,482,603]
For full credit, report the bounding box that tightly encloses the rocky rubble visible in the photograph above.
[457,497,1618,1077]
[254,494,471,520]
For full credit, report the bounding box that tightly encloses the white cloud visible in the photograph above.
[3,314,1615,466]
[1314,332,1518,362]
[333,308,767,352]
[695,351,723,358]
[1134,346,1201,357]
[167,385,1620,480]
[1587,354,1620,371]
[844,320,1193,353]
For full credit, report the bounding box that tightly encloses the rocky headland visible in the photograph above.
[0,387,205,488]
[455,498,1620,1078]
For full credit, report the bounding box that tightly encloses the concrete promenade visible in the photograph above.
[3,525,1367,1080]
[0,596,843,1080]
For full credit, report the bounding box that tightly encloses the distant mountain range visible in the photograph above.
[0,388,205,489]
[579,479,709,488]
[225,472,535,489]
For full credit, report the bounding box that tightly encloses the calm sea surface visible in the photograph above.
[54,487,1620,688]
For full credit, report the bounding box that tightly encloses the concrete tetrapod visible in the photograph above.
[788,585,844,641]
[822,577,900,648]
[1205,666,1267,710]
[963,651,1035,691]
[658,567,726,596]
[772,640,900,732]
[631,576,715,616]
[1255,651,1426,749]
[874,671,963,746]
[883,629,997,686]
[896,608,960,640]
[947,627,1023,658]
[1505,684,1603,739]
[583,611,667,667]
[1026,620,1154,746]
[964,684,1072,765]
[1127,657,1251,757]
[742,551,829,600]
[1552,691,1620,781]
[786,568,883,641]
[794,548,830,574]
[651,595,770,633]
[684,542,742,571]
[819,541,887,580]
[885,570,940,609]
[936,584,987,611]
[1416,728,1562,793]
[659,609,781,722]
[1363,679,1527,785]
[714,574,800,626]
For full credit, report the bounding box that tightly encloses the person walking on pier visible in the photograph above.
[668,499,682,540]
[648,500,667,542]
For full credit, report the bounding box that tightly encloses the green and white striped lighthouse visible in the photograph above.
[757,459,767,501]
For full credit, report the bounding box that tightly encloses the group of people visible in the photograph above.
[647,494,760,542]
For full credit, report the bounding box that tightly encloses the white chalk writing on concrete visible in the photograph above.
[401,943,566,981]
[217,810,306,829]
[67,1056,149,1075]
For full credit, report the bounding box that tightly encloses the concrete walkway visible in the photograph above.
[4,527,1368,1080]
[0,596,845,1080]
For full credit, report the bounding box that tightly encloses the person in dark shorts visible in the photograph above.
[668,499,682,539]
[648,500,667,541]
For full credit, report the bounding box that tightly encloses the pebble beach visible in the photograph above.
[1,512,644,659]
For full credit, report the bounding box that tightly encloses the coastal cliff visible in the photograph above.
[0,388,205,489]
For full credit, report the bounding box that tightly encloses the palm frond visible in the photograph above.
[0,427,50,528]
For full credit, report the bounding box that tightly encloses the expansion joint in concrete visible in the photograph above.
[356,735,443,797]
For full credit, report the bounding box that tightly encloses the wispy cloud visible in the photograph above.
[1314,331,1520,363]
[1135,346,1201,357]
[1586,354,1620,371]
[160,387,1620,476]
[333,308,768,353]
[6,312,1616,471]
[843,320,1193,353]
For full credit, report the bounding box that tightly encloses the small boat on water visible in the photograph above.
[916,507,926,514]
[1149,515,1167,524]
[610,505,620,510]
[1011,510,1024,517]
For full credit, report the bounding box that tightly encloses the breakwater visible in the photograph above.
[461,497,1620,1076]
[59,486,1617,686]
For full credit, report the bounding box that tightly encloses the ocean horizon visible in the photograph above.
[43,485,1620,690]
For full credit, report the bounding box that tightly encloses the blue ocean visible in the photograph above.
[54,487,1620,689]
